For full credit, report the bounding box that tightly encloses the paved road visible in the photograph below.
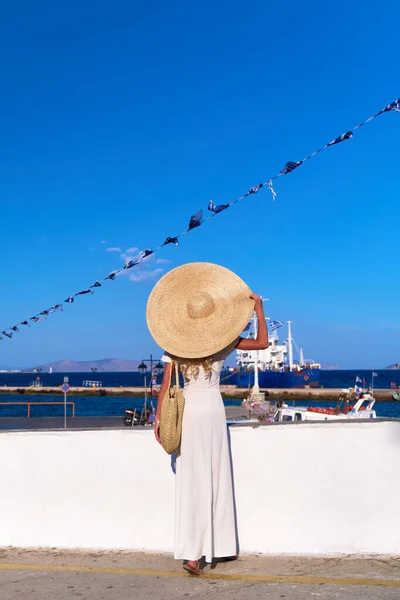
[1,549,400,600]
[0,416,126,430]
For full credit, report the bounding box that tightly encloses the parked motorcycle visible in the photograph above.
[123,408,152,426]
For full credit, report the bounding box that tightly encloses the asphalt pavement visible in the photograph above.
[1,548,400,600]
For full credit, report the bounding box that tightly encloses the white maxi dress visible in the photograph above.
[162,344,238,563]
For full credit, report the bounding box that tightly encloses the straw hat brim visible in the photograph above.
[146,262,254,359]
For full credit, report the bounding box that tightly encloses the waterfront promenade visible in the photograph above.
[0,406,273,430]
[1,548,400,599]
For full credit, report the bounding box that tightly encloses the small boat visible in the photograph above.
[272,390,377,422]
[82,380,103,388]
[393,391,400,402]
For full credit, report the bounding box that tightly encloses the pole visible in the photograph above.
[63,376,69,429]
[141,356,162,422]
[287,320,293,372]
[150,354,153,397]
[371,371,374,395]
[252,312,259,394]
[253,352,259,393]
[143,374,147,424]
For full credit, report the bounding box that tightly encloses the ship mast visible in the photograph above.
[251,299,269,395]
[299,347,304,367]
[287,320,293,372]
[252,312,259,393]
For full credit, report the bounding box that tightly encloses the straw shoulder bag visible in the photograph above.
[160,361,185,455]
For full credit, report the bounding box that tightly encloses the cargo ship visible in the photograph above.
[227,317,320,389]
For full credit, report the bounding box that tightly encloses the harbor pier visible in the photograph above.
[0,385,396,400]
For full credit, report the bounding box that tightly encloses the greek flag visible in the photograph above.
[372,372,378,377]
[354,384,363,397]
[269,320,283,331]
[355,376,363,383]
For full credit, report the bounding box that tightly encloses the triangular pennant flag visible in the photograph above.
[327,131,353,146]
[163,236,179,247]
[11,326,19,332]
[281,161,303,175]
[124,257,142,269]
[105,272,118,281]
[208,199,229,214]
[377,98,400,115]
[90,281,102,288]
[245,183,264,196]
[64,296,75,303]
[21,321,30,326]
[188,210,202,230]
[76,289,93,296]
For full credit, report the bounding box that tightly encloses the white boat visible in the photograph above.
[82,380,103,388]
[272,390,377,422]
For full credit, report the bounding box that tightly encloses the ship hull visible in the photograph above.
[228,368,320,389]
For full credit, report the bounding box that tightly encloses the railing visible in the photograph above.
[0,402,75,418]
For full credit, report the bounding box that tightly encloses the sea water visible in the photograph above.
[0,394,398,419]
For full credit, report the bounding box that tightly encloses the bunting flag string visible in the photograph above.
[1,97,399,340]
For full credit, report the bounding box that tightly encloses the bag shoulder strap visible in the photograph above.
[164,359,172,391]
[173,361,180,390]
[164,360,180,391]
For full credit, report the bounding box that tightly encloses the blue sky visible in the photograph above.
[0,0,399,369]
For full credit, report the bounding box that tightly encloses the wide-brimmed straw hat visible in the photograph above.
[146,262,254,359]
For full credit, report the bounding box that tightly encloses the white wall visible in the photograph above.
[1,421,400,555]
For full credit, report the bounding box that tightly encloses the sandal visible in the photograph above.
[183,561,204,576]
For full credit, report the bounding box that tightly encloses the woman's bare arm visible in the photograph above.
[236,294,268,351]
[154,361,171,444]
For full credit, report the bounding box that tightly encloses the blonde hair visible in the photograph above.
[174,357,213,380]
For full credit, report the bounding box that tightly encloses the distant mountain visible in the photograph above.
[33,358,142,372]
[320,363,342,370]
[385,363,400,370]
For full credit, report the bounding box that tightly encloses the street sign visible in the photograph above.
[61,383,70,393]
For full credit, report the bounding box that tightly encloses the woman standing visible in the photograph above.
[146,263,268,575]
